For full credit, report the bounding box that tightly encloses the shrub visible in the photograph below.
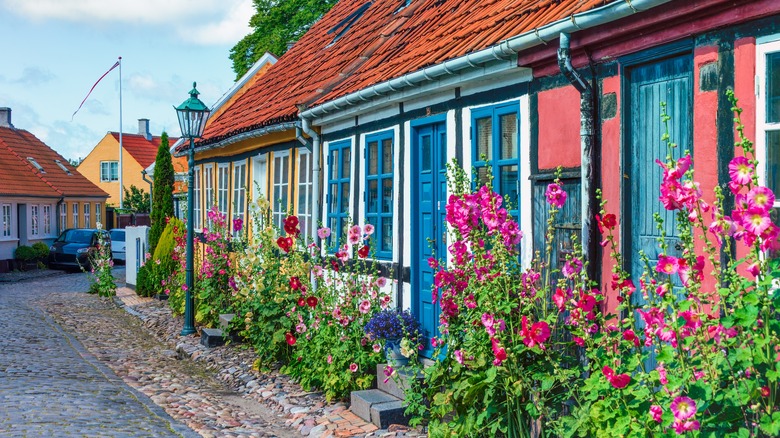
[149,132,174,253]
[31,242,49,260]
[14,245,36,261]
[85,227,115,297]
[137,218,184,298]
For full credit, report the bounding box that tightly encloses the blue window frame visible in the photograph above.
[364,131,394,259]
[471,102,520,217]
[326,140,352,248]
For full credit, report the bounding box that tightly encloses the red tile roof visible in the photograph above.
[0,126,108,198]
[110,133,179,169]
[200,0,610,145]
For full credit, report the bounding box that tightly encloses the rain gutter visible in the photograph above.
[299,0,671,120]
[173,121,300,158]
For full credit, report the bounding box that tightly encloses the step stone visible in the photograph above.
[350,389,399,424]
[376,363,422,400]
[370,400,410,429]
[200,328,225,348]
[218,313,234,331]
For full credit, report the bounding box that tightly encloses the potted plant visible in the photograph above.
[364,308,421,366]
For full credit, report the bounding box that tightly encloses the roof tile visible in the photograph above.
[110,133,178,169]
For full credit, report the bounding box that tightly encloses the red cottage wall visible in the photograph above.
[734,37,758,269]
[537,86,582,170]
[600,74,622,315]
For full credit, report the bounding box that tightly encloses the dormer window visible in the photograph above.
[55,160,72,175]
[327,2,371,47]
[27,157,45,173]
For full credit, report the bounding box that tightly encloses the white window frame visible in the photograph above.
[193,166,202,230]
[100,161,119,182]
[204,164,214,214]
[60,202,67,231]
[72,202,79,228]
[83,203,90,228]
[30,204,39,236]
[217,163,230,220]
[757,38,780,212]
[43,204,51,235]
[252,153,268,206]
[297,149,314,240]
[95,203,101,227]
[232,160,247,236]
[272,150,290,231]
[2,203,12,238]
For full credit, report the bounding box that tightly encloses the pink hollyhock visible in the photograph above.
[747,186,775,213]
[364,223,375,236]
[545,183,567,208]
[602,366,631,389]
[673,420,700,434]
[657,363,669,385]
[376,277,388,288]
[650,405,663,423]
[349,363,359,373]
[553,288,570,312]
[359,299,371,314]
[679,310,702,330]
[562,258,583,278]
[317,227,331,239]
[656,254,679,275]
[481,313,495,329]
[747,262,760,277]
[233,218,243,233]
[670,396,697,420]
[743,208,772,236]
[454,349,465,365]
[576,293,597,313]
[729,156,754,186]
[572,336,585,347]
[657,154,692,181]
[295,322,307,333]
[622,329,640,348]
[521,316,551,349]
[491,337,507,365]
[312,265,324,278]
[373,343,381,353]
[678,256,704,287]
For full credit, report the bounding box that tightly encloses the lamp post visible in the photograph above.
[174,82,211,336]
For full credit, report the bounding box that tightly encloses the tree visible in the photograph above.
[149,132,174,253]
[122,185,150,213]
[229,0,338,78]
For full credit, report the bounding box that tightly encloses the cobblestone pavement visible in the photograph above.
[0,270,195,438]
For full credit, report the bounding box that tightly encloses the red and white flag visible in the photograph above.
[71,60,120,120]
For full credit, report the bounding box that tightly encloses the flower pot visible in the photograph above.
[384,338,409,366]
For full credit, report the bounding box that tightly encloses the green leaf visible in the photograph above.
[737,428,751,438]
[734,305,759,327]
[743,292,759,305]
[759,412,780,435]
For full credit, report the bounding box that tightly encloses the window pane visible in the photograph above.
[330,184,338,211]
[367,179,378,213]
[500,113,518,159]
[439,131,447,169]
[476,166,489,187]
[382,220,392,252]
[768,52,780,123]
[768,130,780,196]
[421,135,432,172]
[341,148,351,179]
[382,178,392,213]
[368,141,378,175]
[476,117,492,161]
[382,138,393,174]
[341,183,350,212]
[499,165,519,206]
[330,150,339,180]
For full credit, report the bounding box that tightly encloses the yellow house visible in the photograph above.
[78,119,177,207]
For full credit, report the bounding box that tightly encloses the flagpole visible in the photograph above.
[118,56,124,210]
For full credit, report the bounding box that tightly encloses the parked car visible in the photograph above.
[49,228,110,271]
[109,229,126,263]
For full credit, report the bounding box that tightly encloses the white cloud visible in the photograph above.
[13,66,56,86]
[2,0,252,46]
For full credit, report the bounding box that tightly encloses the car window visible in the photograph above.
[109,230,125,241]
[59,229,93,244]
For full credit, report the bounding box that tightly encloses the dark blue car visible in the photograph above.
[48,228,110,271]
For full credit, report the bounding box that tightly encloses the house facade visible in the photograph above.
[78,119,177,208]
[183,0,780,355]
[0,108,109,270]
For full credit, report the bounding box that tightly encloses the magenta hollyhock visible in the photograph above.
[742,208,772,236]
[289,276,302,290]
[670,396,697,420]
[562,258,582,278]
[285,332,297,346]
[602,365,631,389]
[656,254,679,275]
[657,154,692,181]
[650,405,663,423]
[545,183,567,208]
[622,329,640,348]
[349,363,359,373]
[728,156,754,185]
[357,245,369,258]
[521,316,551,349]
[491,337,507,366]
[277,236,293,253]
[747,186,775,212]
[232,217,243,233]
[553,288,569,312]
[673,420,700,434]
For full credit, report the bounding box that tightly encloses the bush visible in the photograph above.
[14,245,36,261]
[137,218,184,298]
[31,242,49,259]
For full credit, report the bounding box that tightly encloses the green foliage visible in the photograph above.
[138,218,184,298]
[31,242,49,259]
[229,0,337,78]
[122,185,150,213]
[149,132,174,254]
[14,245,36,261]
[85,228,116,297]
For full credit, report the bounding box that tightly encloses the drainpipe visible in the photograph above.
[296,126,311,150]
[141,169,153,213]
[299,115,321,241]
[56,197,65,234]
[558,32,598,282]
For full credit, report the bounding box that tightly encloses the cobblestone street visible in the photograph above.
[0,269,297,437]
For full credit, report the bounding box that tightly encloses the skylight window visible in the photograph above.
[55,160,72,175]
[396,0,413,13]
[27,157,45,173]
[327,2,372,47]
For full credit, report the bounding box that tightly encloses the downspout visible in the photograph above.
[299,116,321,242]
[56,197,65,234]
[141,169,153,213]
[558,32,598,282]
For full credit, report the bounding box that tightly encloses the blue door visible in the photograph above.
[627,54,692,368]
[412,120,447,357]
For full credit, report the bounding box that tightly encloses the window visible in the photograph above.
[72,202,79,228]
[60,202,67,231]
[193,166,202,230]
[204,164,214,214]
[30,204,39,236]
[2,204,11,238]
[232,160,247,235]
[252,154,268,206]
[43,205,51,235]
[217,163,229,220]
[297,150,314,241]
[272,151,290,230]
[365,131,394,258]
[327,140,352,247]
[27,157,45,173]
[472,102,520,217]
[55,160,72,175]
[83,203,90,228]
[100,161,119,182]
[757,39,780,253]
[95,203,101,227]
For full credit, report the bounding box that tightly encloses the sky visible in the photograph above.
[0,0,254,162]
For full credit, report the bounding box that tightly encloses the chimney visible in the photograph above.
[0,107,13,128]
[138,118,152,140]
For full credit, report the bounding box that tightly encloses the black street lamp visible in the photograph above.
[174,82,210,336]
